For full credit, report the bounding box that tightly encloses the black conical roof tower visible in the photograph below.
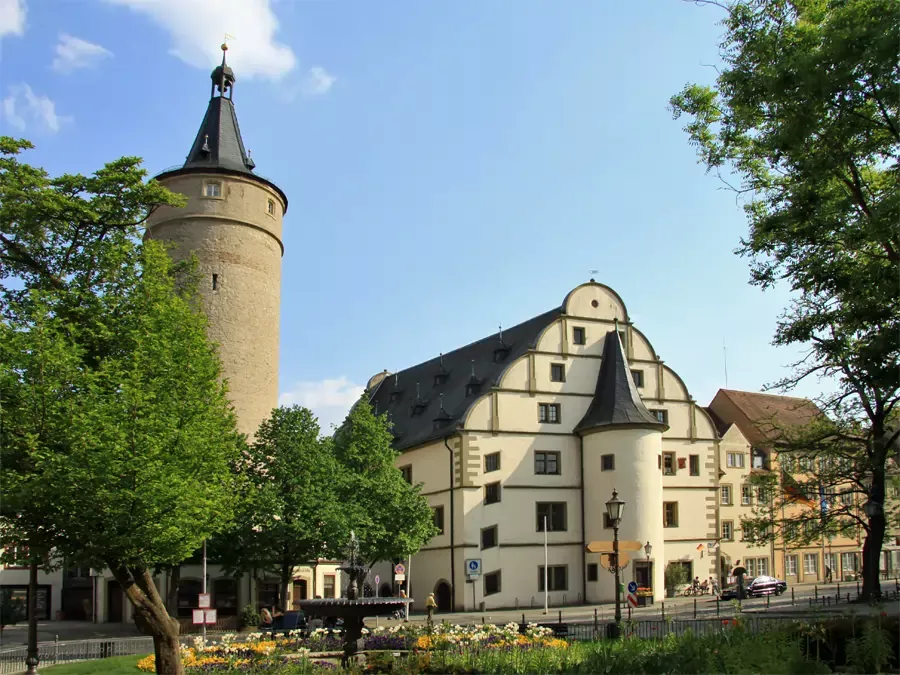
[575,329,668,434]
[155,43,287,210]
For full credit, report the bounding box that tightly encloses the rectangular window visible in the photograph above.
[267,198,276,215]
[484,452,500,473]
[663,452,676,476]
[204,182,222,197]
[481,525,498,550]
[841,552,857,572]
[399,465,412,484]
[586,563,598,582]
[538,403,561,424]
[538,565,568,592]
[432,506,444,535]
[650,409,668,425]
[601,454,615,471]
[726,452,745,468]
[757,557,769,576]
[663,502,679,528]
[536,502,567,532]
[534,451,560,475]
[323,575,336,598]
[572,327,586,345]
[484,571,501,596]
[212,273,218,291]
[757,486,769,504]
[722,520,733,541]
[825,553,837,576]
[803,553,819,576]
[741,485,752,506]
[746,558,756,577]
[689,455,700,476]
[550,364,566,382]
[484,482,501,505]
[785,555,797,576]
[631,370,644,387]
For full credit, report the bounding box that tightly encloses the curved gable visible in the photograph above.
[563,282,628,321]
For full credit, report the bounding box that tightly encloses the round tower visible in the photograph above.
[576,329,668,604]
[145,44,288,439]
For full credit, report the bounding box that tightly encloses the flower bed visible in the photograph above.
[132,617,881,673]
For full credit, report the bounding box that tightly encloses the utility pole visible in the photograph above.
[202,540,208,645]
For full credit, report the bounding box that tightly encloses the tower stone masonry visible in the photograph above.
[145,45,287,438]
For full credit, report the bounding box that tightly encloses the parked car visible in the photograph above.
[718,576,787,600]
[747,575,787,597]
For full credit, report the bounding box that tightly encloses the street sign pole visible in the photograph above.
[406,555,411,620]
[202,540,207,645]
[543,516,549,615]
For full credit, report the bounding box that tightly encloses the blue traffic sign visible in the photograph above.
[465,559,482,576]
[627,581,638,593]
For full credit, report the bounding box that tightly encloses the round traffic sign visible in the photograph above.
[375,575,380,585]
[627,581,638,593]
[468,560,479,572]
[394,563,405,575]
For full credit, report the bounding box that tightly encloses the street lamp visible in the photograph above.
[644,542,652,560]
[605,489,626,639]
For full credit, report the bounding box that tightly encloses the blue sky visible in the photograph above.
[0,0,832,430]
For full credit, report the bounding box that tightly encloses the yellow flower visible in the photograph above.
[136,655,156,672]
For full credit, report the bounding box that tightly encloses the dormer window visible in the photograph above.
[434,373,448,386]
[433,418,452,431]
[466,382,481,397]
[493,347,510,363]
[411,401,427,416]
[390,391,402,403]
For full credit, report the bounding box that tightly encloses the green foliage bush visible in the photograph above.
[239,604,260,629]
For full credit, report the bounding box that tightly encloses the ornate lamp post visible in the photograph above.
[605,489,626,639]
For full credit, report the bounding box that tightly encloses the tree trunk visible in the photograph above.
[279,560,292,613]
[25,561,38,674]
[109,564,184,675]
[165,565,181,617]
[861,447,887,601]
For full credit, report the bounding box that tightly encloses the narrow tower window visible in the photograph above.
[204,182,222,198]
[212,274,218,291]
[267,199,276,215]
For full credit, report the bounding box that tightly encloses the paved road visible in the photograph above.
[2,580,897,646]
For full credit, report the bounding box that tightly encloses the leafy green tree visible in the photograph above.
[670,0,899,598]
[213,405,345,612]
[332,397,438,574]
[0,137,242,674]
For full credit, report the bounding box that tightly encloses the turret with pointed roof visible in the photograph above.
[575,327,669,435]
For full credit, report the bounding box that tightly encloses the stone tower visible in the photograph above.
[146,44,287,438]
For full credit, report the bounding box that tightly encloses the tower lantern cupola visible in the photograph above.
[211,43,236,99]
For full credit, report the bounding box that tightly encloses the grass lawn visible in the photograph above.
[40,654,146,674]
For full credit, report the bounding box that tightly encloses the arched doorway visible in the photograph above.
[434,580,451,612]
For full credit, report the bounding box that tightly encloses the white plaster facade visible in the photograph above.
[368,282,722,611]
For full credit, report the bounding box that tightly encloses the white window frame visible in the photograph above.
[785,555,797,576]
[204,181,222,198]
[741,485,752,506]
[721,484,732,506]
[803,553,818,576]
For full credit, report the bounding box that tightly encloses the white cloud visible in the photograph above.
[0,0,26,38]
[1,84,70,133]
[104,0,296,79]
[279,377,365,433]
[302,66,335,96]
[52,34,113,74]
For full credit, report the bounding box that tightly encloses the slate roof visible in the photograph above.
[182,94,255,175]
[155,50,288,211]
[575,330,668,434]
[703,406,732,438]
[368,307,563,451]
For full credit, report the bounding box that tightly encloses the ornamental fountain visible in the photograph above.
[298,532,412,665]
